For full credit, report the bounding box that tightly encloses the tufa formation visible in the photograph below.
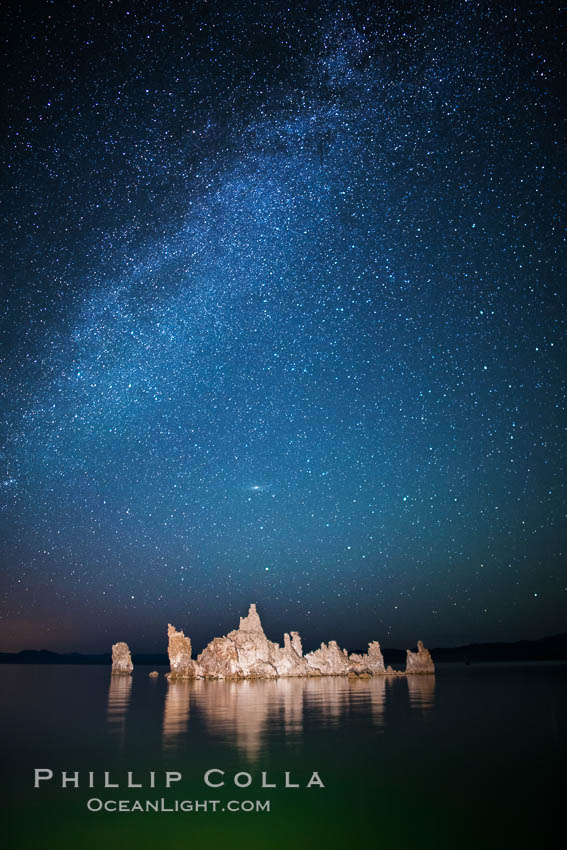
[167,624,200,678]
[161,603,434,680]
[405,640,435,674]
[111,641,133,675]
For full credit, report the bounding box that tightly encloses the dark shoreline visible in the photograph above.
[1,633,566,665]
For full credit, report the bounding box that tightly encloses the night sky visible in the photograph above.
[1,0,565,654]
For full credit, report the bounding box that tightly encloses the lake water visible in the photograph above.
[2,663,564,849]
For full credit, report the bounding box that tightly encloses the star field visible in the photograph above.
[1,0,565,652]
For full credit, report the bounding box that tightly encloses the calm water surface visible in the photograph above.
[2,663,564,849]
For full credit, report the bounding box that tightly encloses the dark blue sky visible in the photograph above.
[1,0,565,653]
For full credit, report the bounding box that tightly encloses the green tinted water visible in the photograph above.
[2,663,564,849]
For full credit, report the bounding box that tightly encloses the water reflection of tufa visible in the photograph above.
[160,673,430,755]
[276,678,304,735]
[192,678,387,758]
[349,676,387,726]
[303,677,351,723]
[107,674,132,745]
[303,676,386,727]
[369,676,387,725]
[194,680,283,760]
[160,678,308,759]
[406,674,436,713]
[162,679,192,750]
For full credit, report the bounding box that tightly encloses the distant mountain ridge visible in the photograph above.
[1,633,566,664]
[430,632,567,663]
[384,632,567,664]
[0,650,167,665]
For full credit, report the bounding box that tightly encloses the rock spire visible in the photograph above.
[405,640,435,674]
[111,641,133,674]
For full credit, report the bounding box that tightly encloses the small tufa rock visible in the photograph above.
[197,635,240,679]
[305,640,352,675]
[349,641,386,675]
[271,631,308,676]
[111,641,133,675]
[167,624,201,678]
[405,640,435,674]
[290,631,303,657]
[148,671,159,678]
